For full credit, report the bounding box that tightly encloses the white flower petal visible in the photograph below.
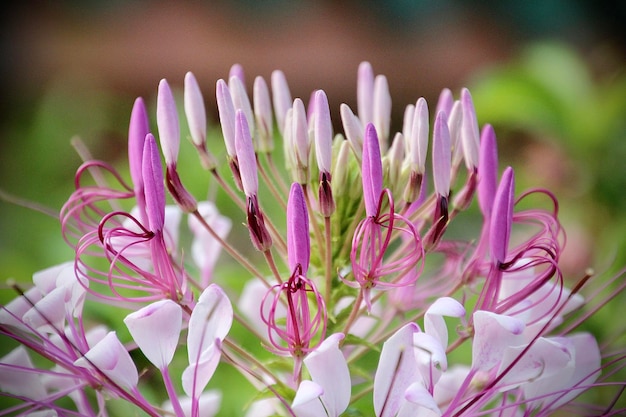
[374,323,420,417]
[472,311,525,371]
[0,346,47,400]
[124,299,182,369]
[303,333,350,417]
[74,331,138,390]
[187,284,233,364]
[424,297,465,349]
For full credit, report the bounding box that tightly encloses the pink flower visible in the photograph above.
[261,184,326,373]
[346,124,424,310]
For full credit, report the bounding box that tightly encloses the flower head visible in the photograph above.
[4,60,623,417]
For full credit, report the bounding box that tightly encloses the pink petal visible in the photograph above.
[413,332,447,377]
[471,311,525,371]
[433,365,471,408]
[124,299,182,369]
[74,331,138,390]
[32,262,71,294]
[497,337,573,390]
[245,398,282,417]
[187,285,233,364]
[398,382,441,417]
[54,262,88,318]
[164,391,222,417]
[523,333,600,410]
[292,380,325,417]
[189,202,232,285]
[0,287,42,330]
[182,342,221,399]
[424,297,465,349]
[22,287,67,333]
[0,346,47,400]
[303,333,350,417]
[374,323,420,417]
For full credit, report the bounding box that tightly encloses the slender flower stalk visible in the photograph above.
[2,61,624,417]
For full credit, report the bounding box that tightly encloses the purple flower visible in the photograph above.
[261,184,326,374]
[345,124,424,310]
[4,60,622,417]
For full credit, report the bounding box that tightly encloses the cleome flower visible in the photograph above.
[1,61,624,417]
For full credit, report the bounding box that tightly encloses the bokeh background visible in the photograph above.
[0,0,625,412]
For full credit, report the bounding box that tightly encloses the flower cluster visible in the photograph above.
[1,62,625,416]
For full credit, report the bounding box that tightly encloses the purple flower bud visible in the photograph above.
[478,124,499,219]
[490,167,515,265]
[362,124,383,217]
[156,79,180,166]
[287,183,310,274]
[142,134,166,232]
[235,110,258,197]
[128,97,150,191]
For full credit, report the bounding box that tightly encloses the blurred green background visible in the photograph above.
[0,0,625,413]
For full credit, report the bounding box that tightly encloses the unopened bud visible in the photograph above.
[318,171,335,218]
[166,166,197,213]
[247,195,273,252]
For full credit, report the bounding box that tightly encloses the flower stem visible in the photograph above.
[324,216,333,304]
